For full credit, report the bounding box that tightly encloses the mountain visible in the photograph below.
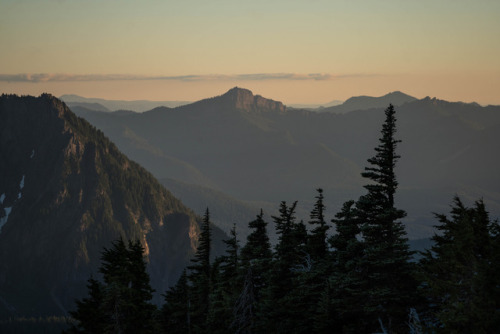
[179,86,286,113]
[0,94,226,318]
[60,94,191,112]
[65,101,110,112]
[158,178,310,243]
[289,99,343,110]
[323,91,417,113]
[70,87,500,240]
[72,87,364,200]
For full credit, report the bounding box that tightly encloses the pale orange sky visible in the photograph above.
[1,0,499,105]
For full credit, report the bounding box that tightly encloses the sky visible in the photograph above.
[1,0,499,105]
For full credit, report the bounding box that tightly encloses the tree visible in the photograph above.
[307,188,329,261]
[355,104,416,332]
[239,210,273,333]
[66,277,106,333]
[273,201,305,270]
[419,197,500,333]
[187,208,212,333]
[239,210,272,296]
[326,200,368,333]
[260,201,308,333]
[162,270,191,334]
[232,267,256,334]
[218,224,240,291]
[208,224,240,333]
[66,239,156,334]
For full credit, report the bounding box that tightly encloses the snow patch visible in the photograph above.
[18,175,25,199]
[30,149,35,159]
[0,194,5,205]
[0,207,12,231]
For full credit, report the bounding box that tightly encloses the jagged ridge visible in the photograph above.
[0,94,224,318]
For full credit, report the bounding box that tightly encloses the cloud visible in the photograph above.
[0,72,373,83]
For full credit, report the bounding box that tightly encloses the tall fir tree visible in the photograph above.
[355,104,416,333]
[260,201,308,333]
[208,224,240,333]
[286,188,332,334]
[162,269,191,334]
[326,200,368,333]
[307,188,329,262]
[232,267,257,334]
[419,197,500,333]
[66,277,106,334]
[239,210,272,295]
[239,210,273,333]
[273,201,305,269]
[187,208,212,334]
[66,239,156,334]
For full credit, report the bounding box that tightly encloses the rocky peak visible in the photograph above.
[219,87,286,113]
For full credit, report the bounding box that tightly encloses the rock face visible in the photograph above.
[0,94,215,318]
[181,87,286,114]
[221,87,286,113]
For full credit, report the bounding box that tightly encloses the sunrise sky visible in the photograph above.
[1,0,499,105]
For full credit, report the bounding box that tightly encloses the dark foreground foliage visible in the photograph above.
[0,316,70,334]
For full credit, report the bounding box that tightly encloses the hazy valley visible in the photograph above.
[68,87,500,240]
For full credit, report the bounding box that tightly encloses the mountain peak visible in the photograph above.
[324,91,417,113]
[218,87,286,113]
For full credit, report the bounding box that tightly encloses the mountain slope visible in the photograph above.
[60,94,191,112]
[0,94,224,318]
[323,91,417,113]
[70,88,500,240]
[72,88,364,201]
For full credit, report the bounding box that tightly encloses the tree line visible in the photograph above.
[66,105,500,333]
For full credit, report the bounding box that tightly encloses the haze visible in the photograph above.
[1,0,499,105]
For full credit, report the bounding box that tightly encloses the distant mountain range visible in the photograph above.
[61,90,417,114]
[60,94,191,112]
[0,94,226,318]
[70,87,500,240]
[320,91,418,113]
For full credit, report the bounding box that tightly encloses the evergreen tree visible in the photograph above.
[326,200,367,333]
[66,239,156,334]
[239,210,272,296]
[232,267,256,334]
[239,210,273,333]
[307,188,329,261]
[281,189,333,334]
[355,104,416,332]
[208,224,240,333]
[219,224,240,291]
[187,208,212,333]
[162,270,191,334]
[66,278,106,334]
[260,201,309,333]
[273,201,305,269]
[419,197,500,333]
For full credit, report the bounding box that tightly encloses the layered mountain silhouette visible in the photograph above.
[0,94,226,318]
[60,94,191,112]
[321,91,417,113]
[71,88,500,240]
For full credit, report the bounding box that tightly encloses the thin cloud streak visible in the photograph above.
[0,73,378,83]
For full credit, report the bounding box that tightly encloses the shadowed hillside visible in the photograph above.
[0,94,226,318]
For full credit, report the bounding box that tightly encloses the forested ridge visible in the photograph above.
[64,105,500,333]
